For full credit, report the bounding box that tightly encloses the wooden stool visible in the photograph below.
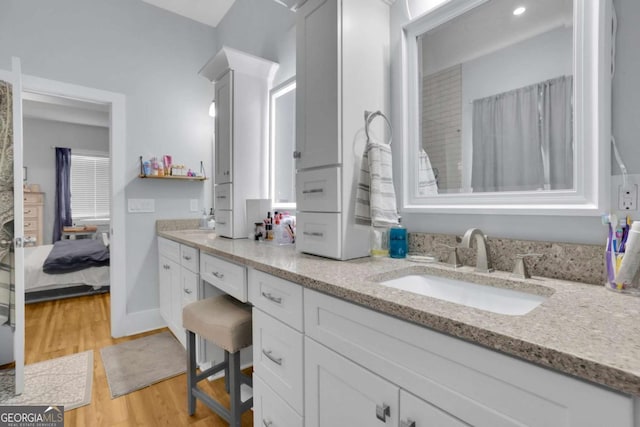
[183,295,253,426]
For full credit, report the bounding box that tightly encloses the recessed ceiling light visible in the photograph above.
[513,6,526,16]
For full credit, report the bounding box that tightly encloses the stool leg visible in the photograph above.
[229,351,242,427]
[186,330,197,416]
[224,350,230,394]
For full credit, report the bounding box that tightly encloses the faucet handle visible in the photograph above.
[436,243,462,268]
[512,253,543,279]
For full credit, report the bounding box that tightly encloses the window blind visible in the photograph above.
[70,154,110,219]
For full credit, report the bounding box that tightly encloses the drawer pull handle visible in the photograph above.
[293,150,301,159]
[216,195,227,199]
[303,231,324,237]
[217,221,227,225]
[262,349,282,366]
[261,292,282,304]
[183,255,192,261]
[302,188,324,194]
[184,288,193,295]
[376,404,390,422]
[163,264,170,270]
[25,209,31,214]
[212,271,224,279]
[400,419,416,427]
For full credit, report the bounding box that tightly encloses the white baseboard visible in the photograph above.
[124,308,166,336]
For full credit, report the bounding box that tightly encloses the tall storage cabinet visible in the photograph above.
[295,0,392,260]
[199,47,277,239]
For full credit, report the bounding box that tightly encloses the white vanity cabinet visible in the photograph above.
[249,269,305,423]
[295,0,391,260]
[200,47,277,239]
[304,289,635,427]
[158,237,200,348]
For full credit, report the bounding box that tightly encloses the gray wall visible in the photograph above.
[23,118,109,245]
[390,0,640,244]
[0,0,218,314]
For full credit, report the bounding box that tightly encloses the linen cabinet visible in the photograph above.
[295,0,392,260]
[199,47,277,239]
[23,191,43,245]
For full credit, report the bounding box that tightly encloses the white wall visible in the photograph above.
[23,118,109,245]
[390,0,640,244]
[0,0,218,317]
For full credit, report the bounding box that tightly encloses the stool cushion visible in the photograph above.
[183,295,252,353]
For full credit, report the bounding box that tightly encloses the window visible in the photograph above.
[71,154,110,219]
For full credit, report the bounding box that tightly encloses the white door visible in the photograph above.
[305,337,399,427]
[0,57,25,395]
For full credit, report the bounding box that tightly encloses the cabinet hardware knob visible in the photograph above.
[217,221,227,225]
[293,151,301,159]
[261,292,282,304]
[262,349,283,366]
[262,420,273,427]
[400,419,416,427]
[184,288,192,294]
[302,188,324,194]
[376,404,390,422]
[183,255,192,261]
[216,195,227,199]
[163,264,170,269]
[212,271,224,279]
[303,231,324,237]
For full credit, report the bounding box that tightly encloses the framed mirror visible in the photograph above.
[270,77,296,209]
[402,0,612,215]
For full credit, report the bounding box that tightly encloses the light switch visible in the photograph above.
[128,198,155,213]
[190,199,199,212]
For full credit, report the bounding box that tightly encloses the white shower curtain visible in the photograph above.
[471,75,573,192]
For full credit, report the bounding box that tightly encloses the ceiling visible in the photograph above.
[23,92,110,128]
[140,0,237,27]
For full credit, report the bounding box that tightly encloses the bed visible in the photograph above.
[24,239,110,300]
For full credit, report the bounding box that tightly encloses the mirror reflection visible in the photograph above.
[270,78,296,207]
[418,0,573,195]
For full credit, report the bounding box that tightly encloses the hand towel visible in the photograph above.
[355,140,398,227]
[417,149,438,196]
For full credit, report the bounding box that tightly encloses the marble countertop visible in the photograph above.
[158,229,640,397]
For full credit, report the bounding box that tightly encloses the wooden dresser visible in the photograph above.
[23,192,44,246]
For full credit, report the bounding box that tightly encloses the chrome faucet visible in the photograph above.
[460,228,493,273]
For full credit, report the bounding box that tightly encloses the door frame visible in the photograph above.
[21,75,127,337]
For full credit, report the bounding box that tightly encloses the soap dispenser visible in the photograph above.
[389,216,407,259]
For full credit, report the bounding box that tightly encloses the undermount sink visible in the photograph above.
[379,274,546,316]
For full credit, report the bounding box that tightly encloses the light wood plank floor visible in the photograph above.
[24,292,253,426]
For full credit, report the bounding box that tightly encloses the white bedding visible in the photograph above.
[24,245,110,292]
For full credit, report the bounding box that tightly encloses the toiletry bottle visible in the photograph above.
[199,209,208,229]
[370,227,389,257]
[389,217,408,258]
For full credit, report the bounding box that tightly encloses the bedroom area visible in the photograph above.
[22,92,111,304]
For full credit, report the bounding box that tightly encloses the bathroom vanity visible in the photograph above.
[158,226,640,426]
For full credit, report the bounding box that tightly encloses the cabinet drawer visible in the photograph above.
[214,183,232,210]
[401,390,467,427]
[181,268,198,306]
[253,375,303,426]
[253,308,304,414]
[200,252,247,302]
[296,167,341,212]
[23,192,43,204]
[180,245,199,272]
[158,237,180,263]
[304,289,634,427]
[23,207,39,219]
[296,212,341,259]
[214,209,233,238]
[248,269,303,332]
[23,220,38,231]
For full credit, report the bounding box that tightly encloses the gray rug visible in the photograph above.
[0,350,93,410]
[100,331,186,398]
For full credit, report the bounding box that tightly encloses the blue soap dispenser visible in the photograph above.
[389,216,407,259]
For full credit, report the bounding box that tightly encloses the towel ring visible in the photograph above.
[364,110,392,145]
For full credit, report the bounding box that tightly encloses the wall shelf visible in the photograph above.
[138,174,207,182]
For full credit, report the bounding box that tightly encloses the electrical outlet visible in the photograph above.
[190,199,199,212]
[618,184,638,211]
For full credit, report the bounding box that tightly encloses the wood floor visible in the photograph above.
[24,293,253,426]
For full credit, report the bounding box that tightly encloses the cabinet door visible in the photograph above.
[296,0,340,170]
[253,375,303,427]
[158,255,173,324]
[215,70,233,184]
[400,390,467,427]
[159,256,182,343]
[305,338,399,427]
